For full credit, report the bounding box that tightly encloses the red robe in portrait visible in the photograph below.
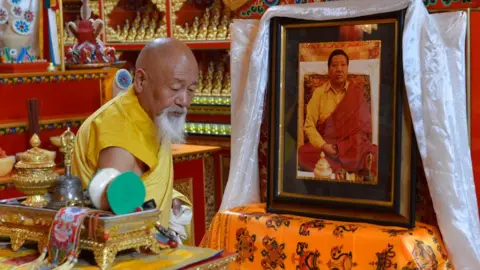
[298,82,378,177]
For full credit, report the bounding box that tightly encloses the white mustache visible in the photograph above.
[165,106,187,115]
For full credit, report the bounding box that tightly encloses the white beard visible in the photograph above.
[155,107,187,145]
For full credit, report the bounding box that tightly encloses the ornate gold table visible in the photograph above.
[0,200,160,269]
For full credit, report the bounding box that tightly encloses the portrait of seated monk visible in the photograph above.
[298,49,378,178]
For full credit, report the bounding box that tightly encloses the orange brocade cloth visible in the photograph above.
[201,203,452,270]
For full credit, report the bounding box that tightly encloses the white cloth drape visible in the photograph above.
[221,0,480,268]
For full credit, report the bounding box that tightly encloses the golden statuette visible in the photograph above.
[60,127,75,167]
[221,72,231,97]
[12,134,59,208]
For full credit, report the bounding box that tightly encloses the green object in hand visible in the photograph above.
[106,171,146,215]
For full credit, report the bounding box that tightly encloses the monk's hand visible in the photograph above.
[172,198,182,216]
[322,143,338,157]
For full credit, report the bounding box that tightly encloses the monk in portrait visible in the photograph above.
[298,49,378,178]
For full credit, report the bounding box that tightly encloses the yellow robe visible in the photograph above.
[304,80,349,148]
[72,87,191,230]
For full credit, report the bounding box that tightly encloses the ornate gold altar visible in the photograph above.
[0,133,164,269]
[0,202,161,269]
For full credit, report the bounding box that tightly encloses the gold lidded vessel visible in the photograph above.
[12,134,59,207]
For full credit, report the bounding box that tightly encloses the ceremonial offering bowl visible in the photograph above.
[12,134,59,207]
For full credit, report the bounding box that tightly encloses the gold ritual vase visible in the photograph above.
[12,134,59,208]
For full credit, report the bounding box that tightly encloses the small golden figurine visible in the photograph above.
[140,13,150,27]
[217,15,230,40]
[133,11,141,29]
[121,20,130,41]
[174,25,188,40]
[202,62,215,95]
[105,25,120,42]
[202,77,213,96]
[135,24,146,41]
[189,17,200,40]
[197,22,208,40]
[196,71,204,95]
[221,73,231,97]
[212,62,225,96]
[197,9,210,40]
[207,21,218,40]
[126,24,137,41]
[145,20,157,40]
[183,22,191,40]
[156,17,167,38]
[201,8,211,26]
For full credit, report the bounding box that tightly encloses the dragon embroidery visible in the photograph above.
[291,242,321,270]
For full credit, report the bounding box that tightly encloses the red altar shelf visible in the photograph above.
[65,41,231,52]
[201,203,452,270]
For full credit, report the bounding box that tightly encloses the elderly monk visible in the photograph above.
[298,49,378,177]
[72,38,197,242]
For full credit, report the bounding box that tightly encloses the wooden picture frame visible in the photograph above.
[266,9,418,228]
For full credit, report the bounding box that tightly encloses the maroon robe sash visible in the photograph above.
[298,81,378,177]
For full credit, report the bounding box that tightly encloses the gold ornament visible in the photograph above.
[12,134,59,208]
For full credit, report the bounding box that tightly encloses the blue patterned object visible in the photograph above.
[0,7,8,24]
[115,69,132,90]
[12,19,31,35]
[8,0,22,5]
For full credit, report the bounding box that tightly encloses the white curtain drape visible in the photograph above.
[221,0,480,268]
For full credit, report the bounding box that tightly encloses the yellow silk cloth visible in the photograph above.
[0,244,222,269]
[72,87,191,228]
[201,203,452,270]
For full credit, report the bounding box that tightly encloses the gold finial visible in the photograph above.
[60,127,76,167]
[30,134,41,148]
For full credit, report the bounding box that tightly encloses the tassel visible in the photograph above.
[51,255,77,270]
[16,247,48,270]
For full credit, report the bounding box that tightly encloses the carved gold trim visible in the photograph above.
[203,156,216,230]
[173,152,211,163]
[173,177,195,246]
[185,123,231,136]
[186,138,231,149]
[192,96,231,106]
[219,154,230,196]
[189,105,231,115]
[185,253,237,269]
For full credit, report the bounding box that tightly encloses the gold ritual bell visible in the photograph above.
[12,134,59,207]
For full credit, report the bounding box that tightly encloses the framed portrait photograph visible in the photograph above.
[266,9,417,228]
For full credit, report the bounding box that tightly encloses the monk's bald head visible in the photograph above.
[133,38,198,120]
[135,38,196,72]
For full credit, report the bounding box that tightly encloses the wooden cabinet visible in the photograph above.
[172,144,220,246]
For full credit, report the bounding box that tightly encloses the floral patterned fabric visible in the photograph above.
[201,203,452,270]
